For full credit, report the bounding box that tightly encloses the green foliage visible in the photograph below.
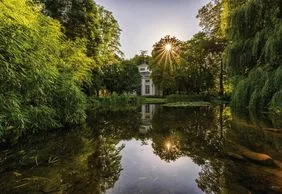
[131,51,151,66]
[225,0,282,113]
[0,0,87,142]
[231,67,282,113]
[36,0,123,98]
[225,0,282,74]
[150,36,182,94]
[101,60,140,94]
[177,32,225,94]
[197,0,228,96]
[0,0,123,142]
[269,91,282,114]
[150,33,226,95]
[197,0,223,37]
[52,77,87,124]
[61,39,94,86]
[231,78,251,110]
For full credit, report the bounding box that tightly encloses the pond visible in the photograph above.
[0,104,282,194]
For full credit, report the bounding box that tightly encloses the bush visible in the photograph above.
[52,77,87,125]
[0,0,87,142]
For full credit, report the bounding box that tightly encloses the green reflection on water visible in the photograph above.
[0,104,281,194]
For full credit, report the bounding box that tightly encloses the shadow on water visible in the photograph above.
[0,104,282,193]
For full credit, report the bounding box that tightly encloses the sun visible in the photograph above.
[152,36,181,69]
[165,43,172,51]
[165,141,171,150]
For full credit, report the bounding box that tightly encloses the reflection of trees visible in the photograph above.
[61,110,144,193]
[54,127,124,194]
[149,106,224,164]
[80,106,282,194]
[90,106,231,193]
[88,109,143,141]
[148,105,230,193]
[196,159,224,194]
[151,130,184,162]
[2,105,281,194]
[73,134,123,194]
[0,123,124,194]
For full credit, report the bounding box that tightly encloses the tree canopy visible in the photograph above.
[0,0,125,142]
[222,0,282,112]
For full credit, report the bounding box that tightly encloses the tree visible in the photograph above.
[119,60,141,93]
[223,0,282,112]
[101,59,140,95]
[38,0,122,96]
[225,0,282,74]
[197,0,227,96]
[39,0,121,62]
[150,36,183,94]
[197,0,222,36]
[150,32,226,95]
[178,32,216,94]
[133,50,151,65]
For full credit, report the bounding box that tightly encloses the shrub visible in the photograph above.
[0,0,87,142]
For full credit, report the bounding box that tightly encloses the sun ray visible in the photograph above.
[158,51,166,65]
[168,52,172,69]
[155,49,166,61]
[164,50,169,69]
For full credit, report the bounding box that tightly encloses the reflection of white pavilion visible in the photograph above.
[139,104,155,134]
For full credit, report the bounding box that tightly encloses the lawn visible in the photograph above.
[141,97,167,104]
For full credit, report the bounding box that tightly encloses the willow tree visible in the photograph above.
[224,0,282,112]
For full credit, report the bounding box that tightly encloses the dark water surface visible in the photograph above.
[1,104,282,194]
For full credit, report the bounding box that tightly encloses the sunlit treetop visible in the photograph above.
[151,35,183,72]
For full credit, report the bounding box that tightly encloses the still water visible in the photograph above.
[0,104,282,194]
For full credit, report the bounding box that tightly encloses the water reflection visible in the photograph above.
[139,104,155,134]
[107,139,202,194]
[0,104,281,193]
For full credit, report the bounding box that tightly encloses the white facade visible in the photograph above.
[138,63,162,96]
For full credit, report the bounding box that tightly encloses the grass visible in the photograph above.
[88,95,141,111]
[165,94,230,106]
[162,101,212,108]
[141,97,167,104]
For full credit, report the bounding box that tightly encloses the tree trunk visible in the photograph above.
[219,61,224,96]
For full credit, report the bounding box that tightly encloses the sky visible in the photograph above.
[95,0,209,58]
